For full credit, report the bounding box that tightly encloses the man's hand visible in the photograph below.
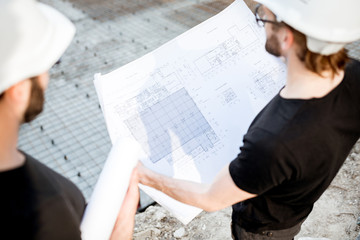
[109,168,139,240]
[137,162,161,190]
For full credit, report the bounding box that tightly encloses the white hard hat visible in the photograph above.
[256,0,360,55]
[0,0,75,94]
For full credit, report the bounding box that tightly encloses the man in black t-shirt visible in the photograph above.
[0,0,138,239]
[137,0,360,239]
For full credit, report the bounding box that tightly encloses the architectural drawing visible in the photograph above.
[194,24,258,75]
[124,88,219,163]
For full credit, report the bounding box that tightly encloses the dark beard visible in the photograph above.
[265,34,281,57]
[23,77,45,123]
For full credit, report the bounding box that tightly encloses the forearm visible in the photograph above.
[110,169,139,240]
[140,168,213,211]
[138,163,256,212]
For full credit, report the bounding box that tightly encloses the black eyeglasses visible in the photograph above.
[254,4,281,27]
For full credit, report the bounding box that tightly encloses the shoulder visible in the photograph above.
[23,152,85,207]
[346,58,360,72]
[342,59,360,111]
[229,128,296,194]
[344,59,360,87]
[240,127,294,167]
[22,152,85,238]
[25,153,81,193]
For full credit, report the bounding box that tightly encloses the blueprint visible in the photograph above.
[124,88,219,164]
[94,0,286,224]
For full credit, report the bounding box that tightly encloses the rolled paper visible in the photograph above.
[80,137,140,240]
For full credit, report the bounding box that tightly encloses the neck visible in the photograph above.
[281,52,344,99]
[0,105,24,171]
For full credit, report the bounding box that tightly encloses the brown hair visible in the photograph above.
[23,76,45,123]
[291,27,349,77]
[0,92,4,100]
[272,24,349,77]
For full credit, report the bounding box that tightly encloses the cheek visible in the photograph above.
[264,25,273,39]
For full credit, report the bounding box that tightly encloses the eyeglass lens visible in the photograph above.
[256,5,266,19]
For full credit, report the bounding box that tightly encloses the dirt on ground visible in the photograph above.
[133,140,360,240]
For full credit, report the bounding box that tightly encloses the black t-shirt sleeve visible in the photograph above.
[229,128,297,195]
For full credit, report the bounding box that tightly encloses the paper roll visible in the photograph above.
[80,137,140,240]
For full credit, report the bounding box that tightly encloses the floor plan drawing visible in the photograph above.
[194,24,258,76]
[124,88,219,164]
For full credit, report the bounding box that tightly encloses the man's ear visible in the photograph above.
[4,79,31,106]
[279,27,294,52]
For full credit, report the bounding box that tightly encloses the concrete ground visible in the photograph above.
[18,0,360,238]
